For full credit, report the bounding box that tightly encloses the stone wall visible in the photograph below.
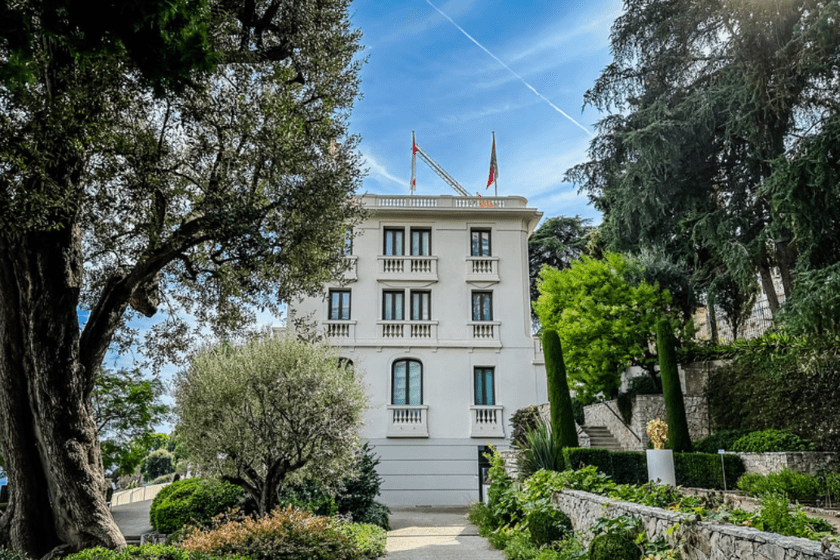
[736,452,839,476]
[552,488,840,560]
[583,395,710,452]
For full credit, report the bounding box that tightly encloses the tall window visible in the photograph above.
[474,367,495,405]
[383,290,404,320]
[411,228,431,256]
[410,291,431,321]
[343,229,353,256]
[384,228,404,256]
[472,292,493,321]
[471,229,491,256]
[329,290,351,320]
[392,359,422,405]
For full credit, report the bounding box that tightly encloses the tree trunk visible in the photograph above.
[0,228,126,557]
[774,239,797,300]
[758,263,780,318]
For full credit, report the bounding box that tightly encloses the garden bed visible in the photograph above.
[552,488,840,560]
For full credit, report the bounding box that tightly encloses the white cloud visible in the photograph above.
[361,148,408,188]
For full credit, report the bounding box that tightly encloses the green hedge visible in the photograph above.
[64,545,245,560]
[149,478,245,534]
[562,448,745,490]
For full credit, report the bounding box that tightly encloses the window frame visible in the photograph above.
[384,227,405,256]
[410,290,431,321]
[382,290,405,321]
[343,229,353,256]
[410,228,432,256]
[472,291,493,321]
[392,359,423,405]
[474,367,495,406]
[328,289,351,320]
[470,228,492,257]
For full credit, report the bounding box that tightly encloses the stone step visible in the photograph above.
[580,425,622,450]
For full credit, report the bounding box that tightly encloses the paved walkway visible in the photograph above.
[386,507,504,559]
[111,499,153,541]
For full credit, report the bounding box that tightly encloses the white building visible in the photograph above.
[289,193,547,506]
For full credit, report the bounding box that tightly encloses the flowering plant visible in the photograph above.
[646,418,669,450]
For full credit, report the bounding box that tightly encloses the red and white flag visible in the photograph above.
[486,132,499,189]
[411,131,417,194]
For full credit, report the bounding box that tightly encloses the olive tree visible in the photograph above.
[176,336,367,515]
[0,0,364,554]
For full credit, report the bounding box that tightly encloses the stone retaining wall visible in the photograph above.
[552,488,840,560]
[736,452,839,476]
[110,482,168,506]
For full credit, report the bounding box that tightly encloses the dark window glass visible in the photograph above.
[410,291,431,321]
[392,359,422,405]
[472,292,492,321]
[329,290,351,320]
[383,291,404,320]
[471,229,491,256]
[474,367,495,405]
[384,228,404,256]
[411,229,431,256]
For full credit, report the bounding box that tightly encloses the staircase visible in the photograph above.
[580,426,622,451]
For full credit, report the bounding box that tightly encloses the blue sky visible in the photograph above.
[348,0,622,224]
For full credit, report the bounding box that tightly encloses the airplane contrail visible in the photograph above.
[425,0,594,138]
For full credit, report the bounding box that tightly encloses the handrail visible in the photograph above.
[602,401,643,444]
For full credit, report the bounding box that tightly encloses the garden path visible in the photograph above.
[386,507,504,559]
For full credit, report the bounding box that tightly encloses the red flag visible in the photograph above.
[486,132,498,189]
[411,132,417,193]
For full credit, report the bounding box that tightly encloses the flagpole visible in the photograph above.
[410,131,417,195]
[493,131,498,197]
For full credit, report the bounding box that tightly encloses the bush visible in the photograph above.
[180,506,378,560]
[562,448,646,485]
[737,468,833,502]
[63,545,244,560]
[693,429,751,454]
[511,405,542,449]
[518,422,564,478]
[142,449,175,481]
[588,533,638,560]
[149,478,246,534]
[332,521,387,559]
[277,481,337,517]
[674,452,745,490]
[731,429,817,453]
[150,474,174,485]
[335,444,390,530]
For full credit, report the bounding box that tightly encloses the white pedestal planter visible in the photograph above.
[646,449,676,486]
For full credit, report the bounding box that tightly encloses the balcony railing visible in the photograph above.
[324,321,355,341]
[468,321,501,341]
[465,257,500,283]
[378,321,437,340]
[378,256,438,282]
[387,405,429,437]
[362,194,528,209]
[470,405,505,438]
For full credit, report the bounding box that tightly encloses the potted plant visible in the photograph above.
[646,418,676,486]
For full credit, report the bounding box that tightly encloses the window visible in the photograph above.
[474,367,495,405]
[343,229,353,256]
[329,290,351,320]
[471,229,491,256]
[384,228,404,256]
[410,291,431,321]
[472,291,492,321]
[392,359,422,405]
[383,290,404,320]
[411,228,431,256]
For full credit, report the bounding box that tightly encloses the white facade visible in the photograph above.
[290,193,547,506]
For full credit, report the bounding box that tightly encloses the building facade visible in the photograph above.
[289,194,547,506]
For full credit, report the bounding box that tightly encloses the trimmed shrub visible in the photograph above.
[149,478,245,534]
[180,506,378,560]
[674,452,745,490]
[333,522,387,559]
[588,532,638,560]
[731,429,817,453]
[693,429,751,454]
[543,330,578,449]
[737,468,834,502]
[562,448,646,485]
[657,320,692,452]
[63,545,244,560]
[511,405,542,449]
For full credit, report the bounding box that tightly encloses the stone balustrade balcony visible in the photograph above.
[387,405,429,437]
[470,405,504,438]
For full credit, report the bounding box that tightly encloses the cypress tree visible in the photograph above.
[656,320,693,452]
[543,329,579,449]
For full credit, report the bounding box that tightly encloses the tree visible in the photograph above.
[92,369,170,476]
[566,0,840,326]
[534,253,675,400]
[175,336,367,515]
[528,216,593,308]
[542,330,578,449]
[0,0,364,554]
[656,320,691,452]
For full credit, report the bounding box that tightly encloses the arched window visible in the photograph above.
[392,359,422,405]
